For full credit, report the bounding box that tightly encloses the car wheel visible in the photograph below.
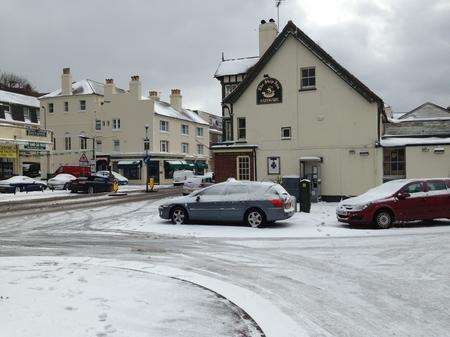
[171,207,187,225]
[88,186,94,194]
[246,209,265,228]
[375,210,393,229]
[14,186,20,194]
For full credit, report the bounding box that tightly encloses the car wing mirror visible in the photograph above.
[196,195,201,202]
[397,192,410,200]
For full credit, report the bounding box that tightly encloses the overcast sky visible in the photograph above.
[1,0,449,114]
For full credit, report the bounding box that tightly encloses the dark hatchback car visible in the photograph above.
[69,175,117,194]
[0,176,47,194]
[337,178,450,228]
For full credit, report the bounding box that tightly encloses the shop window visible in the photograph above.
[22,162,41,178]
[122,165,140,180]
[237,117,246,140]
[300,67,316,90]
[237,156,250,180]
[383,148,405,180]
[281,127,291,139]
[0,159,14,179]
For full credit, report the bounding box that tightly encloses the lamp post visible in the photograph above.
[144,125,150,193]
[79,133,96,172]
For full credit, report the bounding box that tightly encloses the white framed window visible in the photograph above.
[237,117,246,140]
[160,120,169,132]
[79,100,86,111]
[95,119,101,130]
[197,144,204,155]
[64,101,68,112]
[237,156,250,180]
[181,124,189,135]
[112,118,121,130]
[196,127,204,137]
[281,127,291,140]
[113,139,120,152]
[160,140,169,153]
[64,135,71,151]
[48,103,54,113]
[96,140,102,152]
[80,137,87,150]
[300,67,316,90]
[181,143,189,153]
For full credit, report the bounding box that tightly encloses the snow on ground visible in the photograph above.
[89,198,450,239]
[0,189,76,203]
[0,256,261,337]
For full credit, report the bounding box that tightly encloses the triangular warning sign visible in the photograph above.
[79,152,89,163]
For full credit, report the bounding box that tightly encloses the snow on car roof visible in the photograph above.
[0,90,39,108]
[0,176,34,183]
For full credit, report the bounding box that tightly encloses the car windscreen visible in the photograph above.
[198,184,227,195]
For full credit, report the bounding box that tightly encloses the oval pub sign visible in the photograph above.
[256,77,282,104]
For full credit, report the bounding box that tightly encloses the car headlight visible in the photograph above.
[352,203,371,211]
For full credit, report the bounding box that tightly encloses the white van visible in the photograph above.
[173,170,194,186]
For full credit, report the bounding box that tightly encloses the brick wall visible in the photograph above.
[213,151,255,182]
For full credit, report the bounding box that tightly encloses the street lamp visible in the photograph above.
[79,132,96,172]
[144,125,150,193]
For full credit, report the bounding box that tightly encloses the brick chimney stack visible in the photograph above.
[61,67,72,96]
[170,89,182,111]
[149,90,160,101]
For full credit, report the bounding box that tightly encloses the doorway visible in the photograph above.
[149,160,160,184]
[300,157,322,202]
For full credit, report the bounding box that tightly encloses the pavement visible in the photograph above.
[1,195,449,337]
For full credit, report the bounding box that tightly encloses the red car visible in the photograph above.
[53,165,91,178]
[336,179,450,229]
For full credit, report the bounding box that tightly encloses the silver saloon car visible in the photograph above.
[159,180,296,227]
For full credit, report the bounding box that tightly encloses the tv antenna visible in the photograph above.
[275,0,286,30]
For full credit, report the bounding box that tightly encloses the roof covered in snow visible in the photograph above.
[214,57,259,77]
[397,102,450,121]
[0,89,39,108]
[153,101,209,125]
[40,79,124,98]
[380,137,450,147]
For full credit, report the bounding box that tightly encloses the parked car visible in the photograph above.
[182,175,214,195]
[173,170,194,186]
[47,173,77,190]
[53,165,91,178]
[159,180,296,227]
[0,176,47,194]
[69,175,118,194]
[95,170,128,185]
[336,178,450,229]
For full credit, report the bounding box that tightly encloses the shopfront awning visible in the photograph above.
[117,160,142,166]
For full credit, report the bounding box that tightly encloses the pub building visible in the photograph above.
[0,89,52,179]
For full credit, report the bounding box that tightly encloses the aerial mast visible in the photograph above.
[275,0,286,31]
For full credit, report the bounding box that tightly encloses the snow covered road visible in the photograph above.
[1,197,449,337]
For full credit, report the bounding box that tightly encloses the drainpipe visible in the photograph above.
[253,147,257,181]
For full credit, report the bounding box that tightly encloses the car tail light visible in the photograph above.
[270,199,284,208]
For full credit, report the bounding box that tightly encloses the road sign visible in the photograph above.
[144,155,152,164]
[79,153,89,166]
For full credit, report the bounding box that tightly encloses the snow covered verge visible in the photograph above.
[90,198,450,239]
[0,256,262,337]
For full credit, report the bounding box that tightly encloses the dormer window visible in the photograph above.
[300,67,316,90]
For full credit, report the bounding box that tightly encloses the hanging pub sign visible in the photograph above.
[256,77,282,104]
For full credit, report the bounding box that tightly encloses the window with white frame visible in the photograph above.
[160,140,169,152]
[181,124,189,135]
[281,127,291,139]
[49,103,54,113]
[113,140,120,152]
[237,156,250,180]
[196,127,204,137]
[237,117,246,140]
[300,67,316,90]
[160,120,169,132]
[64,135,71,151]
[197,144,204,155]
[112,118,121,130]
[95,119,101,130]
[64,101,68,112]
[96,140,102,152]
[80,137,87,150]
[79,100,86,111]
[181,143,189,153]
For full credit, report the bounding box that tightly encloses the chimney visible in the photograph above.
[104,78,116,102]
[149,90,160,101]
[129,75,142,99]
[61,67,72,95]
[170,89,182,111]
[259,19,278,56]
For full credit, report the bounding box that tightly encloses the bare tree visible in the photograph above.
[0,70,37,95]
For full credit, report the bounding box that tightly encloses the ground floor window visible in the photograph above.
[22,162,41,178]
[383,147,405,181]
[237,156,250,180]
[0,159,14,179]
[121,165,140,180]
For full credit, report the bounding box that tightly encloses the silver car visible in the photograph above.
[159,180,296,227]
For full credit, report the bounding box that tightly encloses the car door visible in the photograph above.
[224,184,249,222]
[396,181,428,221]
[425,180,449,219]
[187,184,228,221]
